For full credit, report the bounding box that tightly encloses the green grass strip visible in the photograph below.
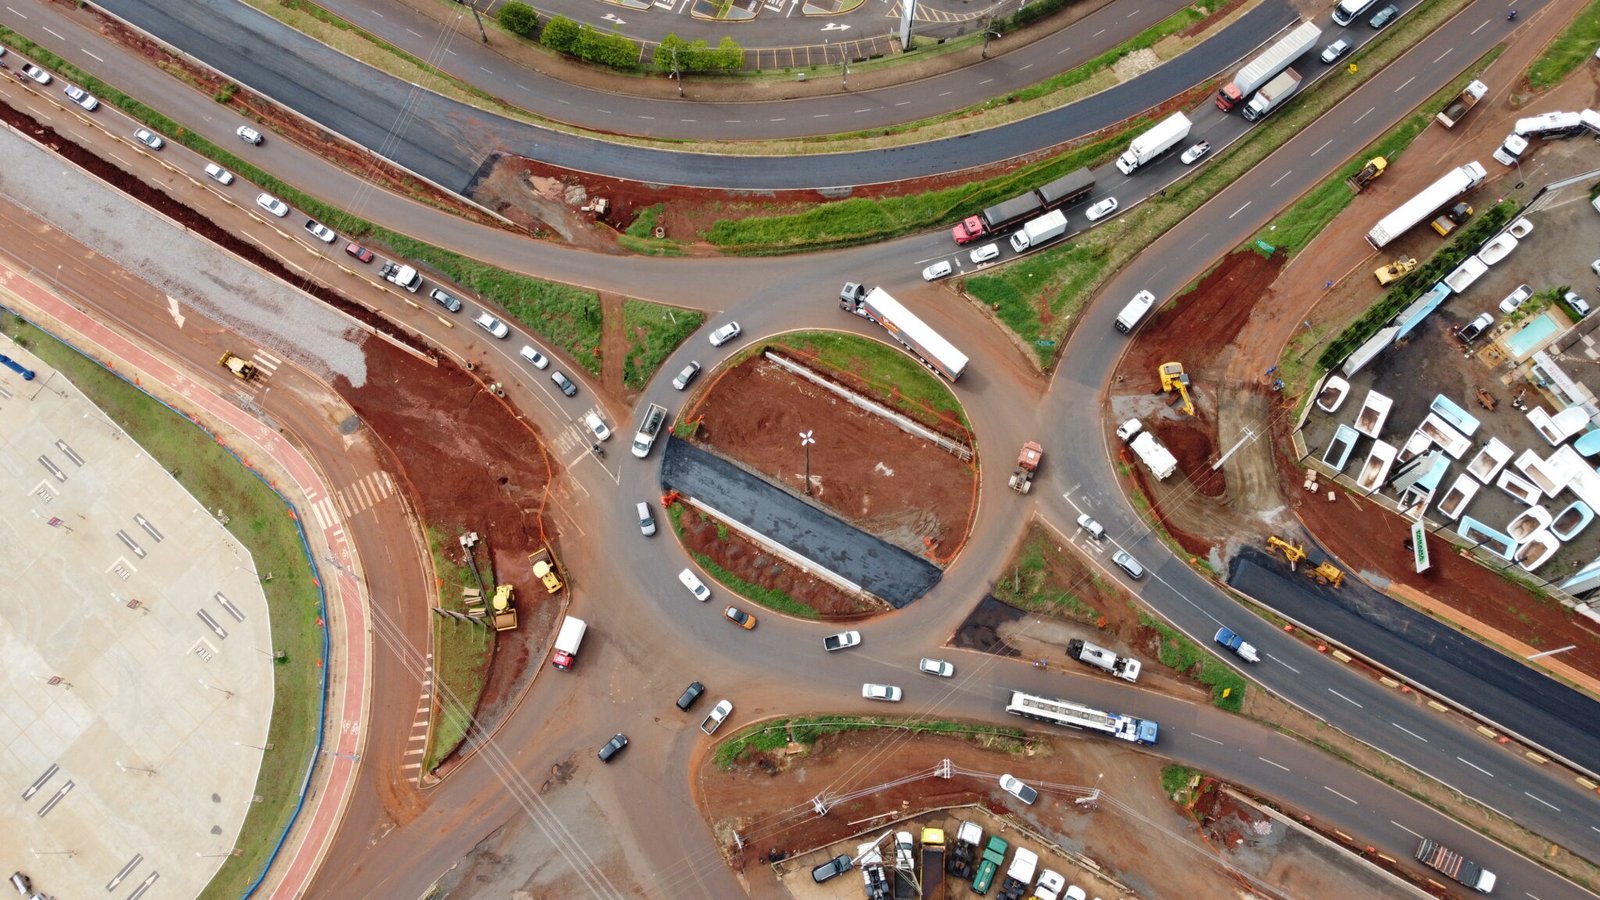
[713,716,1028,769]
[1141,612,1246,711]
[1526,0,1600,88]
[991,529,1102,622]
[771,330,969,429]
[1,315,323,900]
[622,300,705,390]
[423,527,494,771]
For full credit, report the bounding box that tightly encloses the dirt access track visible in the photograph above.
[686,351,977,563]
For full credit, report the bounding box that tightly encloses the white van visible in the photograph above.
[1332,0,1379,26]
[1115,290,1157,334]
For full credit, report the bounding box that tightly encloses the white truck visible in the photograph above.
[631,402,668,458]
[1365,162,1487,249]
[1415,838,1496,893]
[379,261,422,292]
[699,699,733,735]
[1116,112,1191,175]
[822,630,862,651]
[1241,68,1301,122]
[1216,20,1320,111]
[1067,639,1141,682]
[550,615,587,670]
[1008,209,1068,252]
[1436,80,1488,128]
[1130,431,1178,480]
[1114,290,1157,334]
[1493,110,1584,164]
[995,847,1038,900]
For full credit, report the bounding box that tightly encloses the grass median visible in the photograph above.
[423,527,494,772]
[2,315,323,900]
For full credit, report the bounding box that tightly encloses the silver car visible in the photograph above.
[709,321,742,347]
[1112,550,1145,579]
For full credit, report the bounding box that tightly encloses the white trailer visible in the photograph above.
[1216,21,1320,111]
[1116,113,1192,175]
[1365,162,1487,248]
[1131,431,1178,480]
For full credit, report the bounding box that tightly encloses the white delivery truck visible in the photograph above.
[1008,209,1068,252]
[550,616,587,670]
[1114,290,1157,334]
[1116,112,1191,175]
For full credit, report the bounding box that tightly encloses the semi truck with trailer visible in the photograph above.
[1436,80,1488,128]
[1130,431,1178,480]
[951,192,1044,244]
[631,402,668,458]
[1365,161,1487,249]
[1116,112,1192,175]
[1067,639,1142,682]
[860,841,891,900]
[550,615,587,670]
[920,827,946,899]
[1241,68,1301,122]
[971,836,1009,895]
[1415,838,1496,892]
[1216,20,1320,111]
[840,284,969,381]
[1005,691,1161,744]
[995,848,1038,900]
[1034,169,1096,210]
[1008,209,1068,252]
[946,821,981,881]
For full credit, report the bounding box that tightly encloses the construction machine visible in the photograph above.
[1347,156,1386,191]
[530,546,563,594]
[1307,562,1345,587]
[1373,256,1416,286]
[1267,536,1344,586]
[218,351,257,380]
[490,583,518,631]
[1158,362,1194,416]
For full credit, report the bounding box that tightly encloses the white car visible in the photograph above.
[518,345,549,369]
[1180,141,1211,165]
[133,128,164,150]
[862,683,902,702]
[1498,284,1533,315]
[255,192,289,217]
[204,163,235,185]
[999,773,1037,805]
[22,64,51,85]
[1086,197,1119,221]
[304,219,337,244]
[236,125,264,145]
[922,259,953,281]
[678,567,711,602]
[583,411,611,441]
[1076,513,1105,540]
[672,361,701,390]
[636,501,656,537]
[709,321,742,347]
[63,85,98,111]
[1320,38,1352,64]
[918,657,954,677]
[1112,550,1145,579]
[473,311,509,339]
[969,243,1000,264]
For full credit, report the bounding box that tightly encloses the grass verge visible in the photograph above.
[1526,0,1600,88]
[990,528,1104,623]
[960,0,1479,368]
[666,504,820,618]
[1160,763,1202,800]
[1142,612,1246,711]
[2,315,322,900]
[622,300,705,390]
[423,527,494,772]
[713,716,1029,769]
[769,330,969,431]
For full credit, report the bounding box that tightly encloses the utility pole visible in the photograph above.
[467,0,489,43]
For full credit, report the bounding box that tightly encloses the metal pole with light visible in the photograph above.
[799,430,816,495]
[670,45,683,97]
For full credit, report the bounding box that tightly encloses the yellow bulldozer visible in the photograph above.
[1158,362,1194,416]
[218,351,257,380]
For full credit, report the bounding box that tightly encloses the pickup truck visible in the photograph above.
[1214,627,1260,663]
[700,699,733,735]
[631,402,668,458]
[823,630,862,652]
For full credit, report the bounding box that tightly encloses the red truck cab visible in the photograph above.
[951,216,986,245]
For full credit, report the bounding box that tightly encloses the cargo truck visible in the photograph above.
[920,828,946,899]
[550,615,587,670]
[1241,68,1301,122]
[1114,290,1157,334]
[1365,161,1487,249]
[946,821,981,881]
[951,192,1044,244]
[1436,80,1488,128]
[1415,838,1496,893]
[631,402,668,458]
[1008,209,1068,252]
[1067,639,1141,682]
[842,285,969,381]
[1034,168,1095,211]
[1130,431,1178,480]
[1116,112,1192,175]
[971,836,1008,895]
[995,848,1037,900]
[1216,21,1320,111]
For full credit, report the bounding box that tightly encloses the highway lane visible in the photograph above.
[90,0,1296,189]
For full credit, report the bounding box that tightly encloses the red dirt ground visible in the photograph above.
[676,503,879,618]
[687,351,977,562]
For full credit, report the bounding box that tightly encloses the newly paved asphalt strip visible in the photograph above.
[1229,549,1600,775]
[96,0,1296,190]
[660,440,941,607]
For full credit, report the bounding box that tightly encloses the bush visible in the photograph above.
[496,2,539,38]
[541,17,640,69]
[540,15,580,54]
[655,34,743,73]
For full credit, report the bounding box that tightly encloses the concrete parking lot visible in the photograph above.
[0,342,273,900]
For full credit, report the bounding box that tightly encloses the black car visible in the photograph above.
[597,733,629,763]
[811,853,854,884]
[676,681,706,711]
[428,287,462,313]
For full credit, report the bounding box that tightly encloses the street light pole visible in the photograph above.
[670,46,683,97]
[468,0,489,43]
[799,430,816,495]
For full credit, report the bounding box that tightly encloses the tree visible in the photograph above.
[496,1,540,38]
[540,15,580,54]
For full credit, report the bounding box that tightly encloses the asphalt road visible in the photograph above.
[5,0,1599,896]
[95,0,1296,188]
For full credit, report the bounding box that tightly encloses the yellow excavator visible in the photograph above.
[1267,535,1344,587]
[1159,362,1194,416]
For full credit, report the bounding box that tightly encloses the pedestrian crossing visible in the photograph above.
[401,654,433,777]
[308,470,397,530]
[248,349,283,377]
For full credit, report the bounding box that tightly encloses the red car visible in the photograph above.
[344,242,374,263]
